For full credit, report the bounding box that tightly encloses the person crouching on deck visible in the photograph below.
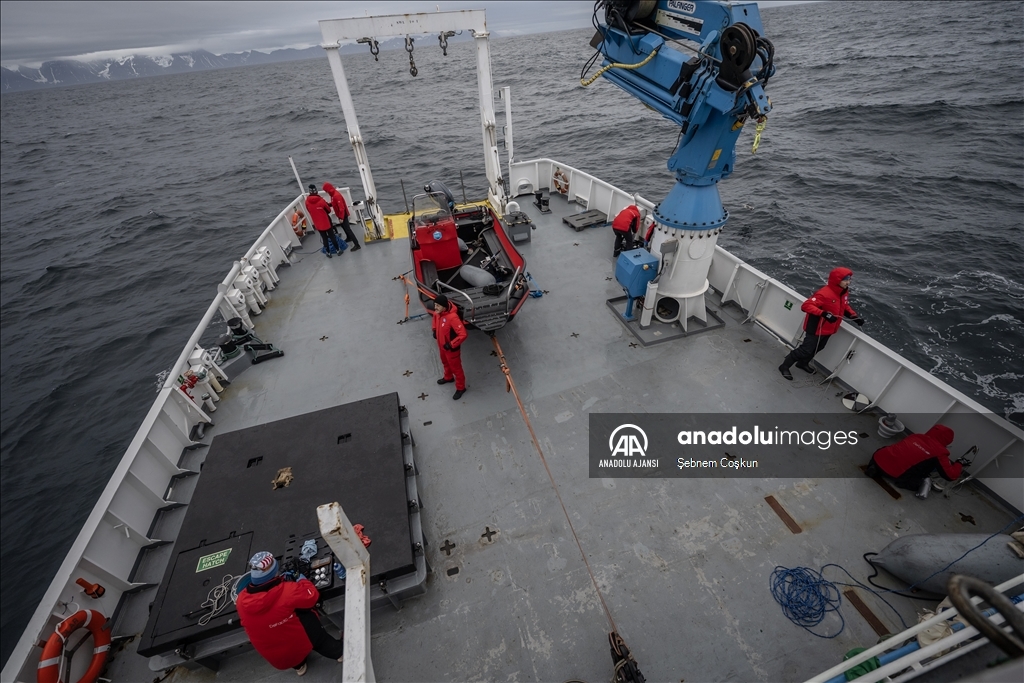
[431,294,468,400]
[235,551,343,676]
[611,203,642,257]
[779,267,864,380]
[865,425,962,496]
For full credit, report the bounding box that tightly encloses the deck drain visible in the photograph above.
[446,566,460,576]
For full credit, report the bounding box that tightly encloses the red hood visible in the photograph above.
[828,267,853,288]
[239,578,283,615]
[925,424,954,446]
[322,182,336,194]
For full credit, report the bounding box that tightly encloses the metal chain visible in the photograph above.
[357,37,380,62]
[438,31,455,56]
[405,36,417,77]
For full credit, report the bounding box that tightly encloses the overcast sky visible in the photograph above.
[0,1,809,68]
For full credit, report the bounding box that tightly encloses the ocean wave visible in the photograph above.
[792,98,1024,127]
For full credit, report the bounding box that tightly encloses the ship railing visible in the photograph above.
[707,246,1023,507]
[804,573,1024,683]
[1,193,307,683]
[435,280,477,320]
[505,265,522,315]
[508,158,1023,512]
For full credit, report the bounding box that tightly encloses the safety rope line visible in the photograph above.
[490,336,619,634]
[581,47,659,87]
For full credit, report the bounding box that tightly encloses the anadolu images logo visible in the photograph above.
[609,424,648,458]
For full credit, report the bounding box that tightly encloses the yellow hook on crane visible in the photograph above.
[751,116,768,153]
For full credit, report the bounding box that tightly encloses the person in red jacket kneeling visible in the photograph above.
[235,551,343,676]
[865,424,962,495]
[779,267,865,380]
[431,294,469,400]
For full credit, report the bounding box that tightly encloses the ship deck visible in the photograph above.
[106,192,1016,682]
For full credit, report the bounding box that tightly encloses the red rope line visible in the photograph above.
[490,335,618,635]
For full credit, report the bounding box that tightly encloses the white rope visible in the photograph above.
[198,574,242,625]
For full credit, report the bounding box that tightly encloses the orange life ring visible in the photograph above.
[553,168,569,194]
[37,609,111,683]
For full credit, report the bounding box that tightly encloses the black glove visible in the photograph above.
[851,317,865,327]
[432,330,437,339]
[822,311,838,323]
[443,342,452,351]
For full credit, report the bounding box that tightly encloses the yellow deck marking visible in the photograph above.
[383,200,494,242]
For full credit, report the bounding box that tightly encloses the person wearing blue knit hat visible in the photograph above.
[235,551,343,676]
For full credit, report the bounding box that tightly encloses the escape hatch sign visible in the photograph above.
[196,548,232,573]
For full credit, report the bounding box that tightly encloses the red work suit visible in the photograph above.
[432,302,468,390]
[611,205,641,256]
[323,182,349,222]
[305,194,333,232]
[235,577,319,670]
[872,424,961,481]
[801,267,857,336]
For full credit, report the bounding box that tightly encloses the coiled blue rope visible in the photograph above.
[770,566,845,638]
[772,514,1024,638]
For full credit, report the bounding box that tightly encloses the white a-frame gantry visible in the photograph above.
[319,10,507,237]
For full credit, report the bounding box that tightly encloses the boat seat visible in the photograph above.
[415,218,462,270]
[420,260,439,290]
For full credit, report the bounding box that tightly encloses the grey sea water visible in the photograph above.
[1,1,1022,666]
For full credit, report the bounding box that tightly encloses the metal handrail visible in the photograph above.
[505,265,522,314]
[435,280,476,320]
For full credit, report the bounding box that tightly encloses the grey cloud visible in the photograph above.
[0,1,596,66]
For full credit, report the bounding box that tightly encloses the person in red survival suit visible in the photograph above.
[431,294,469,400]
[779,267,865,380]
[305,184,345,258]
[323,182,361,251]
[865,424,962,493]
[235,551,343,677]
[611,203,642,257]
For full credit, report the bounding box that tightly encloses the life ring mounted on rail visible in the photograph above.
[553,168,569,194]
[37,609,111,683]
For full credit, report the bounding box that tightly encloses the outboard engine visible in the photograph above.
[424,180,456,211]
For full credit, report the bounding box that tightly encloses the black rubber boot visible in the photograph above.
[453,389,466,400]
[796,361,815,374]
[437,378,454,385]
[778,364,793,380]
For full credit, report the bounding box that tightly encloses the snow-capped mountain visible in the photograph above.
[1,47,324,93]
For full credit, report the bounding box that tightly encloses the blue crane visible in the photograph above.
[586,0,776,328]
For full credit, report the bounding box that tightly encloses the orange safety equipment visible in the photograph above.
[37,609,111,683]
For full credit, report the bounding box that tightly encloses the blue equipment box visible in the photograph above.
[615,249,659,297]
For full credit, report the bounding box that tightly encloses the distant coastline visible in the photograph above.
[0,34,469,94]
